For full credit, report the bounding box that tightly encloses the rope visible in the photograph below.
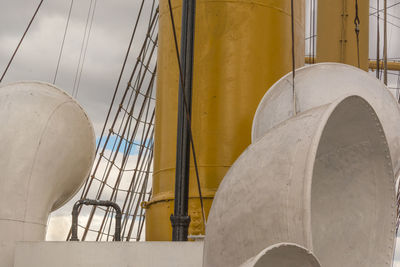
[291,0,296,115]
[354,0,361,68]
[81,16,159,240]
[167,0,206,227]
[0,0,44,83]
[67,6,158,241]
[53,0,74,84]
[92,0,146,157]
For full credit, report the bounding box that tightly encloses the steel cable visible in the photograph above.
[0,0,44,83]
[71,0,96,98]
[75,0,98,98]
[53,0,74,84]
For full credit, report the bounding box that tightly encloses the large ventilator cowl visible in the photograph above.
[253,63,400,178]
[203,64,397,267]
[0,82,95,266]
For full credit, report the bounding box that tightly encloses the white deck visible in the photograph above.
[14,241,204,267]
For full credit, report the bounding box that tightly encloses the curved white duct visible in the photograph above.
[204,93,396,266]
[0,82,95,266]
[240,243,321,267]
[252,63,400,177]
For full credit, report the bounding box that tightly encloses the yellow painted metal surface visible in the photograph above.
[369,60,400,71]
[317,0,369,70]
[146,0,305,241]
[306,57,400,71]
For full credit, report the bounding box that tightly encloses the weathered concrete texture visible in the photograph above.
[0,82,95,267]
[14,241,204,267]
[252,63,400,178]
[203,95,396,266]
[240,243,321,267]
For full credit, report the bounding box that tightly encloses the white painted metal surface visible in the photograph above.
[14,241,204,267]
[204,65,398,267]
[240,243,321,267]
[252,63,400,178]
[0,82,95,267]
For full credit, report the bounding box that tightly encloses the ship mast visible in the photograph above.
[171,0,197,241]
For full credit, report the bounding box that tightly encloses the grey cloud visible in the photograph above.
[0,0,155,134]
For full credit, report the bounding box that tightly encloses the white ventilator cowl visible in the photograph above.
[252,63,400,178]
[0,82,95,266]
[204,64,397,267]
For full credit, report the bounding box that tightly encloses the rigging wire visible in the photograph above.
[371,13,400,30]
[53,0,74,85]
[305,35,316,40]
[67,3,156,241]
[71,0,96,98]
[370,0,400,16]
[291,0,296,115]
[354,0,361,68]
[92,0,146,159]
[370,6,400,21]
[167,0,206,227]
[0,0,44,83]
[75,0,97,97]
[72,9,159,241]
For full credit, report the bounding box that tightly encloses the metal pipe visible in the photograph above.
[384,0,388,85]
[170,0,196,241]
[377,0,380,79]
[70,199,122,241]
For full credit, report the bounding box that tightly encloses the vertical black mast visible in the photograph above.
[170,0,196,241]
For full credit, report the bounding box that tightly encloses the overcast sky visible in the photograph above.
[2,0,400,264]
[0,0,150,135]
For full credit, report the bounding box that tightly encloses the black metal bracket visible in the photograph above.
[170,214,191,228]
[70,199,122,241]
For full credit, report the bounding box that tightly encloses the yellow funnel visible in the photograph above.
[146,0,305,240]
